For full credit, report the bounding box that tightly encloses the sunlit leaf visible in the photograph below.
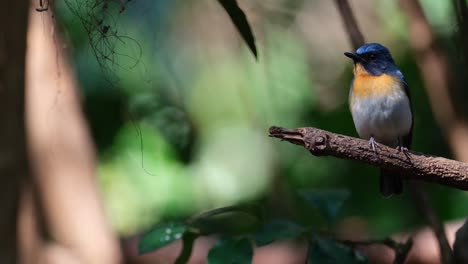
[188,204,263,235]
[254,219,305,246]
[298,189,351,223]
[208,238,253,264]
[138,222,186,254]
[217,0,258,59]
[309,237,368,264]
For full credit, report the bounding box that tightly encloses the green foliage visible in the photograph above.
[138,222,186,254]
[207,238,254,264]
[309,237,368,264]
[254,219,305,246]
[138,189,362,263]
[138,204,261,259]
[299,189,351,224]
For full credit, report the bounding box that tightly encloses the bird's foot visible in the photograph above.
[396,137,409,154]
[369,137,378,154]
[397,145,411,160]
[396,145,409,152]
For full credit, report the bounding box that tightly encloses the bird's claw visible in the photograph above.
[396,146,404,151]
[369,137,377,154]
[397,145,409,153]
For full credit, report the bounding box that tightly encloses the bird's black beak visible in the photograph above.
[344,52,362,62]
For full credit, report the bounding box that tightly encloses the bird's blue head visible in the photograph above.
[344,43,397,75]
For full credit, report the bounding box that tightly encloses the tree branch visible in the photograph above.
[269,126,468,190]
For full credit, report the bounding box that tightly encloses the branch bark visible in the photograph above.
[269,126,468,190]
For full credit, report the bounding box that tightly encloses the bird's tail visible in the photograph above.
[379,169,403,197]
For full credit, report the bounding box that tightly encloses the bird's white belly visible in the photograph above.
[350,90,412,147]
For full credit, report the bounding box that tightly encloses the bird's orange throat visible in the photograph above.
[353,63,369,76]
[352,64,397,97]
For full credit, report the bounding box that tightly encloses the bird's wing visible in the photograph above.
[395,70,414,148]
[395,70,412,104]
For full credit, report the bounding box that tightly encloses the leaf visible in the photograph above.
[217,0,258,59]
[309,237,368,264]
[187,204,263,235]
[208,238,253,264]
[254,219,306,247]
[138,222,186,254]
[298,189,351,223]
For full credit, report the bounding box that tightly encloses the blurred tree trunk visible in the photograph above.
[0,1,30,263]
[21,4,122,264]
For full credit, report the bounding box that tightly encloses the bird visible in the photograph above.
[344,43,413,197]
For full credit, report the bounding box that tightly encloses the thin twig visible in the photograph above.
[174,232,198,264]
[408,181,453,264]
[333,0,365,50]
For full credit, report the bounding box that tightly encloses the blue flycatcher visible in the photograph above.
[345,43,413,197]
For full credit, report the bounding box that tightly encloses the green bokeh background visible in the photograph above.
[56,0,467,237]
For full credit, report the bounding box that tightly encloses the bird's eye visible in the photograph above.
[369,54,376,60]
